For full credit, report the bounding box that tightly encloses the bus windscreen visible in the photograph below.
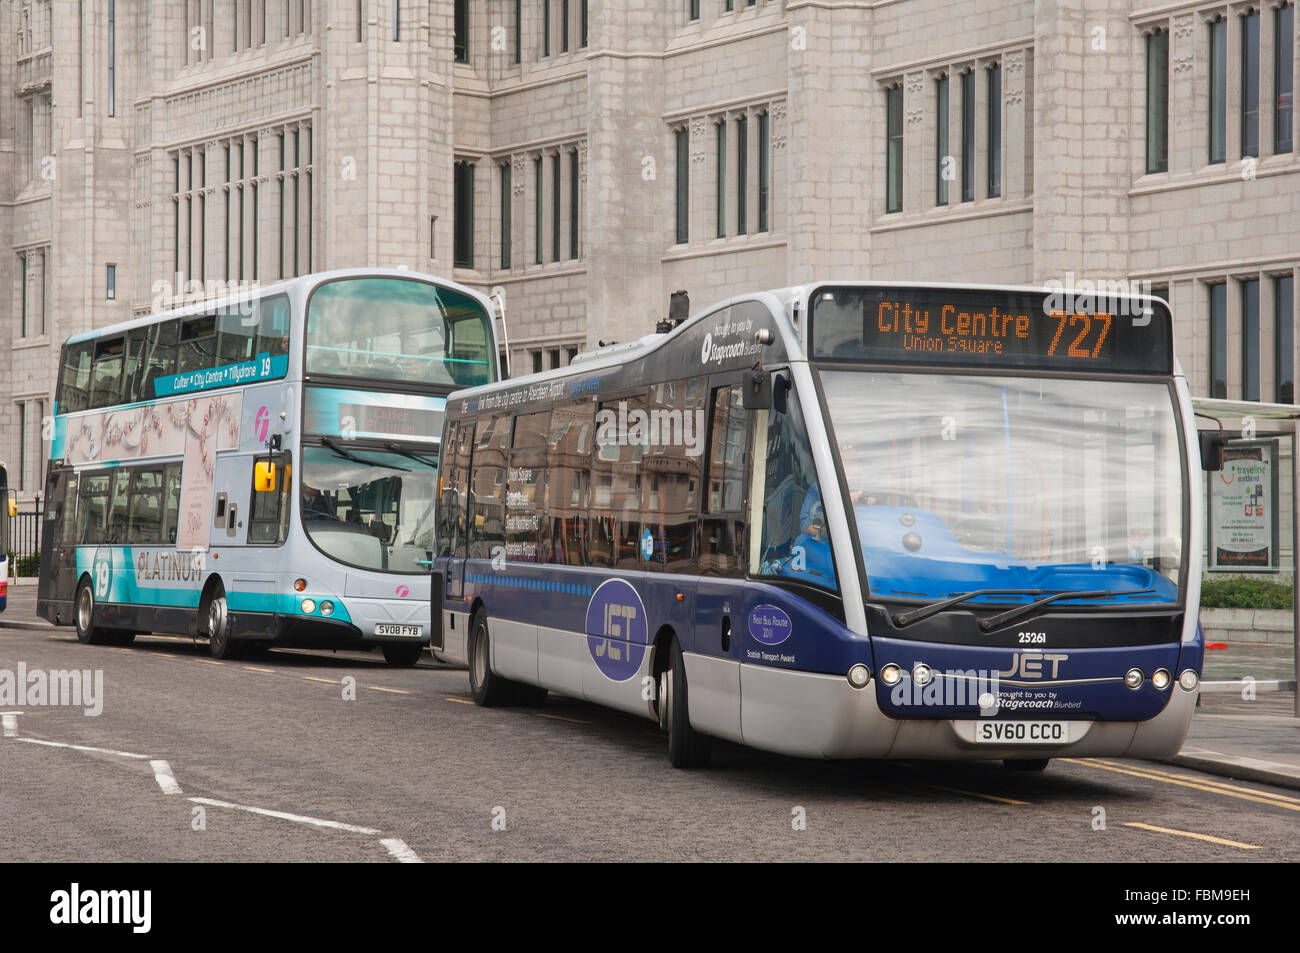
[811,285,1173,375]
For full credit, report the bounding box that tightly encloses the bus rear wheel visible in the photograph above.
[74,579,110,646]
[467,609,547,706]
[661,638,712,769]
[382,643,424,667]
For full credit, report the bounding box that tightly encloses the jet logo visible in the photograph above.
[998,652,1068,679]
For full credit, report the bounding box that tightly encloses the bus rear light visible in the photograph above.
[320,601,334,616]
[301,599,316,614]
[1151,668,1171,691]
[294,578,306,591]
[880,664,902,686]
[1124,668,1144,690]
[1178,669,1199,692]
[847,664,871,689]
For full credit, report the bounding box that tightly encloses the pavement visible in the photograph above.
[5,580,1300,794]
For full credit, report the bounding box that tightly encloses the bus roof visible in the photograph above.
[63,268,495,347]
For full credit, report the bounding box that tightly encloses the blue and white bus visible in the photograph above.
[38,269,498,665]
[433,282,1205,768]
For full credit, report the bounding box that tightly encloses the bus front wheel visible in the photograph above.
[662,638,712,769]
[382,643,424,667]
[74,579,110,646]
[205,588,241,660]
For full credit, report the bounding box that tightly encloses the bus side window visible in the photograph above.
[179,314,218,375]
[141,321,180,399]
[79,472,111,545]
[218,304,257,364]
[701,385,749,577]
[255,295,291,361]
[106,469,131,543]
[642,380,702,573]
[60,473,80,546]
[757,375,838,591]
[544,399,593,566]
[468,415,508,560]
[507,411,550,564]
[248,453,291,544]
[162,464,182,544]
[59,342,95,415]
[127,468,164,544]
[123,327,150,404]
[90,337,126,409]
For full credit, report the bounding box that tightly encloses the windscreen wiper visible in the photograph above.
[386,442,438,468]
[891,589,1046,628]
[318,436,410,470]
[977,588,1155,632]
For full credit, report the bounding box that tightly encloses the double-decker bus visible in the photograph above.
[432,282,1204,768]
[38,269,497,665]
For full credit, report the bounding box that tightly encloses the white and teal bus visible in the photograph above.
[38,269,498,664]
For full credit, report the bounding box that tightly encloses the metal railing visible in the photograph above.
[7,500,43,576]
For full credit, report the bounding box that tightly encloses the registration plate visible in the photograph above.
[375,624,423,638]
[974,720,1070,744]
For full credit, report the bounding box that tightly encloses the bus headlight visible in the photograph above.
[1178,669,1200,692]
[880,664,903,686]
[301,599,317,614]
[1151,668,1171,691]
[320,601,334,616]
[847,664,871,689]
[1124,668,1144,689]
[912,663,934,686]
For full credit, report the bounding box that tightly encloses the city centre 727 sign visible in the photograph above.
[810,285,1173,374]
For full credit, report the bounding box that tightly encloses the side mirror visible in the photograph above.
[1199,432,1225,471]
[742,369,772,410]
[253,460,277,492]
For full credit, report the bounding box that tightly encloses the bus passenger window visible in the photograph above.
[90,337,126,408]
[544,399,593,566]
[78,473,111,544]
[178,315,218,375]
[255,295,291,360]
[127,469,164,544]
[757,375,838,591]
[642,380,703,572]
[141,321,180,398]
[506,411,550,563]
[163,464,182,544]
[468,415,508,560]
[106,470,131,543]
[701,385,749,576]
[123,328,150,404]
[59,342,95,415]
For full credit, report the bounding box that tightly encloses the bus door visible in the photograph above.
[440,420,473,600]
[38,466,79,613]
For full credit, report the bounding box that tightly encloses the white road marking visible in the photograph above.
[187,797,382,835]
[380,838,423,863]
[16,738,151,759]
[0,712,20,738]
[150,759,183,795]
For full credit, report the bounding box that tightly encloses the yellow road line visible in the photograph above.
[243,666,276,674]
[1122,822,1261,850]
[928,784,1029,806]
[444,697,475,705]
[148,652,177,659]
[1089,758,1300,805]
[367,686,410,695]
[1066,758,1300,812]
[531,712,591,724]
[195,659,223,666]
[301,676,339,684]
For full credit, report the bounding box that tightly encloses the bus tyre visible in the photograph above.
[205,589,241,660]
[74,579,110,646]
[1003,758,1050,772]
[112,631,137,647]
[468,609,526,706]
[663,639,712,769]
[382,643,425,667]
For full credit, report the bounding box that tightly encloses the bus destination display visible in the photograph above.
[811,286,1173,374]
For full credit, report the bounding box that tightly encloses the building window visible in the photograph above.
[581,0,588,47]
[987,63,1001,198]
[566,346,578,365]
[17,403,25,492]
[16,248,47,338]
[543,0,550,57]
[690,0,699,21]
[551,154,561,262]
[716,121,726,238]
[548,348,560,369]
[569,149,580,259]
[514,0,521,63]
[1241,278,1260,401]
[454,0,468,61]
[532,350,543,374]
[562,0,569,51]
[736,115,748,235]
[454,160,475,269]
[675,129,689,244]
[108,0,116,117]
[500,162,512,269]
[534,157,543,264]
[393,0,400,40]
[935,75,949,205]
[1209,18,1227,164]
[885,85,903,213]
[107,264,117,301]
[757,112,769,232]
[1145,31,1169,173]
[960,69,975,202]
[1209,283,1227,399]
[1241,10,1260,158]
[1277,275,1295,403]
[1276,5,1294,154]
